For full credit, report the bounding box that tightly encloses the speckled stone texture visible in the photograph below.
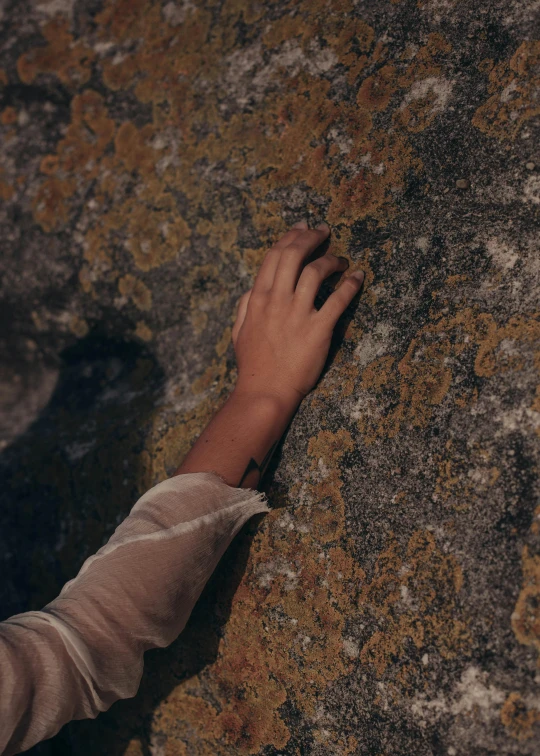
[1,0,539,753]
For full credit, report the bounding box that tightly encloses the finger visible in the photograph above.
[231,289,252,344]
[271,224,331,298]
[294,253,349,311]
[252,222,309,295]
[314,271,364,330]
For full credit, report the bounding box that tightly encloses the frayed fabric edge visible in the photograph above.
[198,469,273,511]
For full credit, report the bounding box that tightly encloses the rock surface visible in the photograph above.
[1,0,539,753]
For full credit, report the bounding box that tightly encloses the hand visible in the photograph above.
[231,221,364,410]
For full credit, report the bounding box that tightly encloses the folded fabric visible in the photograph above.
[0,471,270,755]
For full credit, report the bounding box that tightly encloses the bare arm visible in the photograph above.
[175,390,295,489]
[175,220,364,490]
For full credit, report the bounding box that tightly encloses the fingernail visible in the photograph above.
[350,270,365,282]
[316,222,330,231]
[292,220,308,229]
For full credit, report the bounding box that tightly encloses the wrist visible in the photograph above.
[231,384,302,420]
[174,384,301,488]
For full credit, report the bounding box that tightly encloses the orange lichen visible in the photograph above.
[181,427,365,750]
[392,33,454,133]
[124,194,191,272]
[185,263,230,336]
[475,313,540,378]
[473,41,540,140]
[0,106,17,125]
[359,530,469,677]
[134,321,153,341]
[434,439,500,512]
[398,33,452,89]
[336,21,375,84]
[118,274,152,311]
[501,692,540,740]
[115,122,158,178]
[0,167,14,201]
[357,65,398,111]
[32,91,115,232]
[260,8,307,51]
[24,0,450,302]
[356,309,540,443]
[191,358,229,396]
[215,326,232,358]
[0,183,14,201]
[68,315,90,338]
[328,129,421,226]
[17,17,95,89]
[396,86,444,132]
[32,176,77,233]
[61,90,116,173]
[313,350,361,409]
[96,0,214,125]
[513,541,540,664]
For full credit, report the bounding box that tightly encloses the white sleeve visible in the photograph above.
[0,471,270,755]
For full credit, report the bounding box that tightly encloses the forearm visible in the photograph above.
[174,388,299,489]
[0,473,270,754]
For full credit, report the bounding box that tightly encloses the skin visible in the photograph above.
[175,221,364,490]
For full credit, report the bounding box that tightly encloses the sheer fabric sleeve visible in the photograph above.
[0,471,270,755]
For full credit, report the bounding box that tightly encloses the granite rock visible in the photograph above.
[0,0,539,753]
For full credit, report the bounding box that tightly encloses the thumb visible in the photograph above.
[231,288,252,345]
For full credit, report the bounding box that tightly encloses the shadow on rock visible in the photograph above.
[0,325,268,756]
[0,327,165,622]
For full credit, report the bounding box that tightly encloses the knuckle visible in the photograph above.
[287,243,308,257]
[303,262,323,277]
[248,290,266,308]
[328,253,341,262]
[266,297,284,314]
[305,254,337,275]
